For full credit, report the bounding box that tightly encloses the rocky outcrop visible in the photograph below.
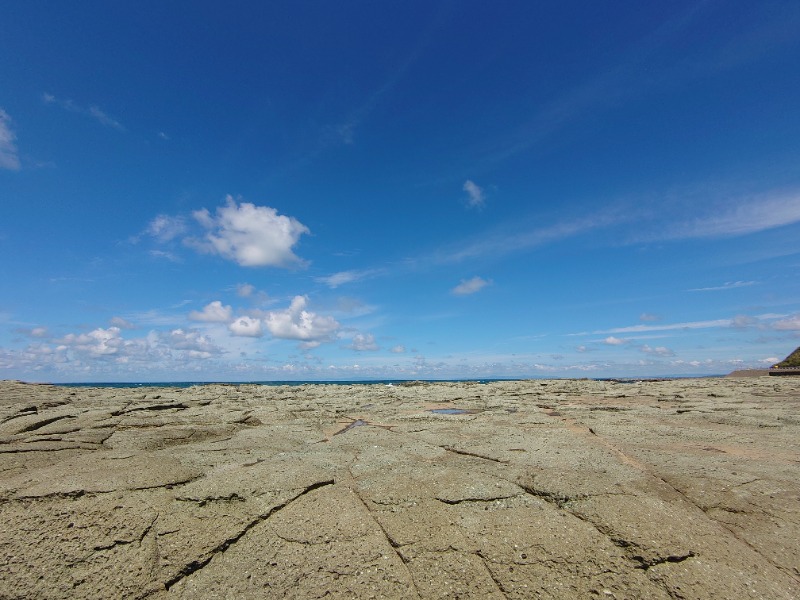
[1,378,799,599]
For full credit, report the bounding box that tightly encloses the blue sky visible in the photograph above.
[1,1,799,382]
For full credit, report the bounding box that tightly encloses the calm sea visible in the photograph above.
[57,376,718,388]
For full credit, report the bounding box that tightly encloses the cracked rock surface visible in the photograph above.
[1,377,798,599]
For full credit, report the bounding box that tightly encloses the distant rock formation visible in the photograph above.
[769,346,800,375]
[773,346,800,368]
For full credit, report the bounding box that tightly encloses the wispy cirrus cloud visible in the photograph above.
[666,191,800,239]
[43,93,125,131]
[689,280,756,292]
[577,313,787,336]
[316,268,384,289]
[0,108,21,170]
[437,209,625,264]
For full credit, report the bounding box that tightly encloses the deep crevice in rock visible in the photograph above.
[163,478,334,590]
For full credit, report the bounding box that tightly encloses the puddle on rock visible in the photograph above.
[333,419,368,435]
[429,408,481,415]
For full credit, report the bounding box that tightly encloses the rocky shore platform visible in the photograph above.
[1,377,799,599]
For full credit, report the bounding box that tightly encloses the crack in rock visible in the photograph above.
[14,414,77,434]
[163,478,334,590]
[1,406,39,423]
[440,446,508,463]
[346,470,422,597]
[112,403,189,416]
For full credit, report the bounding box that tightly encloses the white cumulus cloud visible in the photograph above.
[463,180,485,208]
[60,327,124,357]
[641,344,675,357]
[162,329,222,358]
[0,108,21,171]
[604,336,627,345]
[390,345,406,353]
[229,316,263,337]
[264,296,340,343]
[452,276,491,295]
[349,333,379,351]
[191,196,310,268]
[146,214,187,242]
[188,301,233,323]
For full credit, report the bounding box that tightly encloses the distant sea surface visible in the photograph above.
[57,376,721,389]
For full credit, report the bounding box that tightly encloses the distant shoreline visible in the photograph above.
[5,374,729,389]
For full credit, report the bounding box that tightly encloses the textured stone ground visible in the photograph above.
[1,377,798,599]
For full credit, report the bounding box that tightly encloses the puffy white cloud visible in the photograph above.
[604,336,626,345]
[390,345,406,353]
[162,328,221,358]
[452,276,491,296]
[463,180,485,208]
[146,214,186,242]
[229,316,263,337]
[0,108,21,171]
[641,344,675,357]
[639,313,659,322]
[191,196,310,268]
[773,314,800,330]
[60,327,124,356]
[349,333,379,351]
[264,296,339,343]
[30,327,48,338]
[188,301,233,323]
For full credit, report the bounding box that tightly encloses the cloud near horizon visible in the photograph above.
[190,196,310,268]
[348,333,379,351]
[228,316,263,337]
[188,301,233,323]
[264,295,340,345]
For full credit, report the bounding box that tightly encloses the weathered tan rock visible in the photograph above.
[0,377,798,599]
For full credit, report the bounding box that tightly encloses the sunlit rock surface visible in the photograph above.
[1,378,798,599]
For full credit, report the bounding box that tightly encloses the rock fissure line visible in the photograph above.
[550,410,800,584]
[436,494,517,505]
[13,414,77,434]
[0,406,39,423]
[345,469,422,598]
[474,550,512,599]
[440,446,508,463]
[163,478,334,591]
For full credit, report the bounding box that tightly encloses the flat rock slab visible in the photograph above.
[0,378,799,599]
